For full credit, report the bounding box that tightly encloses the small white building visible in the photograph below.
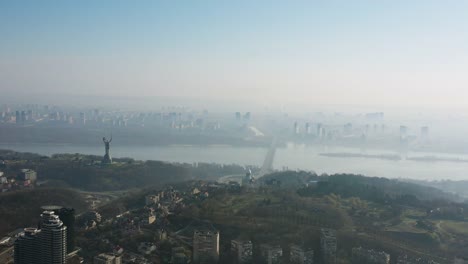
[20,169,37,182]
[0,176,7,184]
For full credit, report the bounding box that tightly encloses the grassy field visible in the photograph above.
[439,220,468,236]
[386,208,427,233]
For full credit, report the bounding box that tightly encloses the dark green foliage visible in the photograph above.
[33,159,190,191]
[0,188,87,235]
[1,149,254,191]
[259,170,317,188]
[298,173,459,206]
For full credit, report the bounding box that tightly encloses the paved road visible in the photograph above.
[258,137,277,178]
[217,174,245,184]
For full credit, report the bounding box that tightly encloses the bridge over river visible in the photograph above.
[258,136,277,178]
[218,137,277,183]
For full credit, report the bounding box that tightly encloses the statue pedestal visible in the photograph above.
[102,154,112,164]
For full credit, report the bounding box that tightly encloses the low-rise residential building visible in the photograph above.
[290,244,314,264]
[137,208,156,225]
[122,252,150,264]
[0,237,12,246]
[19,169,37,182]
[138,242,156,255]
[155,229,167,241]
[146,214,156,224]
[93,253,121,264]
[81,211,102,230]
[145,195,160,206]
[397,255,439,264]
[351,247,390,264]
[260,244,283,264]
[320,228,337,264]
[172,247,189,264]
[231,239,253,264]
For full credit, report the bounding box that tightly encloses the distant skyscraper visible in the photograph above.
[317,123,322,138]
[365,112,384,120]
[79,112,86,125]
[15,111,21,124]
[344,123,353,135]
[399,125,408,144]
[14,211,67,264]
[305,122,311,134]
[235,112,241,121]
[399,126,408,137]
[421,126,429,138]
[27,110,33,121]
[21,111,26,124]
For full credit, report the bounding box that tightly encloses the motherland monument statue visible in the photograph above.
[102,136,113,164]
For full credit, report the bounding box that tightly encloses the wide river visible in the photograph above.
[1,143,468,181]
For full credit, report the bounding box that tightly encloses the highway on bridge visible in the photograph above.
[217,136,278,183]
[257,136,277,178]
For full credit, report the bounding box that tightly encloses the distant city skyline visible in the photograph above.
[1,1,468,108]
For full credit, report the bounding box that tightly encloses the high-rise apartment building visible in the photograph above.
[41,206,76,253]
[14,228,41,264]
[57,207,75,254]
[14,211,67,264]
[193,229,219,263]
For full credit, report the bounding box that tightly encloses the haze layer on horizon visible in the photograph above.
[1,1,468,109]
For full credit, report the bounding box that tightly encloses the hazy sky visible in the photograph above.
[1,1,468,108]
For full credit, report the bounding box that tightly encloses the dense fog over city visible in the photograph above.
[3,1,468,264]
